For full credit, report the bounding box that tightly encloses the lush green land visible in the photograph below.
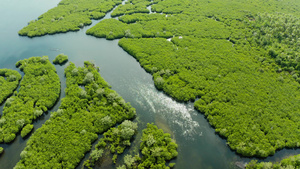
[0,56,60,143]
[118,123,178,169]
[20,124,34,138]
[86,0,300,158]
[14,61,136,168]
[117,37,300,157]
[0,69,21,104]
[246,154,300,169]
[18,0,300,163]
[248,12,300,79]
[18,0,123,37]
[111,0,154,17]
[53,53,68,65]
[0,147,3,154]
[84,122,178,169]
[84,120,138,168]
[86,13,230,40]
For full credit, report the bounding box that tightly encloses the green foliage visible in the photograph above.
[0,69,21,104]
[124,154,136,168]
[139,123,178,168]
[246,154,300,169]
[86,0,300,158]
[18,0,300,159]
[53,53,68,65]
[18,0,123,37]
[15,61,136,169]
[117,164,127,169]
[169,163,175,168]
[20,124,34,138]
[0,56,60,143]
[90,149,104,163]
[4,133,16,143]
[86,14,230,40]
[86,19,126,39]
[248,13,300,79]
[111,0,153,17]
[121,123,178,169]
[84,120,138,167]
[0,147,3,154]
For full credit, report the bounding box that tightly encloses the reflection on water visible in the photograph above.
[133,82,201,139]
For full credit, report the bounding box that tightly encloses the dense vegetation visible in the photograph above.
[14,61,136,168]
[0,56,60,143]
[0,69,21,104]
[18,0,123,37]
[53,53,68,65]
[86,0,300,158]
[20,124,34,138]
[0,147,3,154]
[246,154,300,169]
[118,123,178,169]
[86,14,229,40]
[18,0,300,163]
[111,0,154,17]
[248,13,300,80]
[84,120,138,168]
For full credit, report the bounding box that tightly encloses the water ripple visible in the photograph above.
[135,82,201,139]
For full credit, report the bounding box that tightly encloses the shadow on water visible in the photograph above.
[0,0,300,169]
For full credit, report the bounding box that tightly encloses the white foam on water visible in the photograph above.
[136,82,201,139]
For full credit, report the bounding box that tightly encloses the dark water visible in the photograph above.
[0,0,299,169]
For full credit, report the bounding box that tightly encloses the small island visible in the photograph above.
[0,69,22,104]
[17,0,123,37]
[85,122,178,169]
[20,124,34,138]
[84,120,138,168]
[0,56,60,143]
[122,123,178,169]
[53,53,68,65]
[14,61,137,168]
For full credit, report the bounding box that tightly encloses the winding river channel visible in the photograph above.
[0,0,300,168]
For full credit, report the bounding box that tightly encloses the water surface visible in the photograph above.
[0,0,299,169]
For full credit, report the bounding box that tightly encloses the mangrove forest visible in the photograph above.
[1,0,300,168]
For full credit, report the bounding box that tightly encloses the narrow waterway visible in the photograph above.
[0,0,299,169]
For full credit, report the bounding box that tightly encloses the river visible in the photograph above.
[0,0,299,169]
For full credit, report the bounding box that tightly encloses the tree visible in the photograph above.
[124,154,136,168]
[90,149,104,162]
[83,72,94,84]
[154,76,164,90]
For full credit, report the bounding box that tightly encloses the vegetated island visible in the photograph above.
[110,0,157,17]
[246,154,300,169]
[0,69,22,104]
[0,147,3,155]
[85,0,300,159]
[84,120,138,168]
[18,0,124,37]
[0,56,60,143]
[117,123,178,169]
[84,122,178,169]
[19,0,300,165]
[53,53,68,65]
[14,61,136,168]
